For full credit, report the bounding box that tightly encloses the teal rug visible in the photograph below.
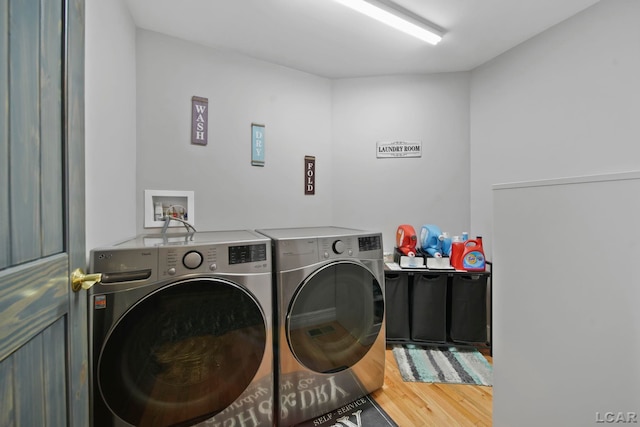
[392,344,492,386]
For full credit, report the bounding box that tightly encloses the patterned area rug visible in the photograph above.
[392,344,492,386]
[294,394,398,427]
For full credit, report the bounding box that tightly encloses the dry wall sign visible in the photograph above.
[251,123,265,166]
[305,156,315,195]
[376,141,422,158]
[191,96,208,145]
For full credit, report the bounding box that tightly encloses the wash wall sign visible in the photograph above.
[376,141,422,158]
[191,96,208,146]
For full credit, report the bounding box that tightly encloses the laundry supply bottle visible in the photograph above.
[461,238,486,271]
[396,224,417,256]
[420,224,444,257]
[450,236,464,269]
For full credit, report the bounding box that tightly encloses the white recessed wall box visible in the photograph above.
[144,190,195,228]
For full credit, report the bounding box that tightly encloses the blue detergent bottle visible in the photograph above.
[419,224,444,257]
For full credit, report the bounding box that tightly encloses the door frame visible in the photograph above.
[65,0,88,424]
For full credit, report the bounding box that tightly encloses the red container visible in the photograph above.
[461,239,486,272]
[450,240,464,269]
[396,224,417,256]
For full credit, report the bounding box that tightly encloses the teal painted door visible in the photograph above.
[0,0,86,425]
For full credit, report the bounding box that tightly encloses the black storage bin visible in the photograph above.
[411,273,448,343]
[450,274,488,343]
[384,273,411,340]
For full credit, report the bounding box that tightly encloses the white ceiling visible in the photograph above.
[125,0,600,79]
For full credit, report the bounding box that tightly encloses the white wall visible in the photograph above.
[135,30,333,233]
[86,0,640,259]
[470,0,640,257]
[471,1,640,424]
[493,172,640,427]
[332,74,471,253]
[85,0,137,257]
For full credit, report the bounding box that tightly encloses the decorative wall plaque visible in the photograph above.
[251,123,265,166]
[305,156,315,195]
[376,141,422,158]
[191,96,208,145]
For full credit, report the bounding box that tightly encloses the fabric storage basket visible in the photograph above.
[411,273,448,343]
[384,273,411,340]
[450,274,488,343]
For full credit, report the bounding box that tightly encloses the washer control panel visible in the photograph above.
[229,243,268,265]
[160,245,218,277]
[158,243,269,277]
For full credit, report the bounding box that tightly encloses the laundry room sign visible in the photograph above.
[191,96,208,145]
[376,141,422,158]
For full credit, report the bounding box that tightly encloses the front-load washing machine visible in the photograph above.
[256,226,385,426]
[89,230,273,427]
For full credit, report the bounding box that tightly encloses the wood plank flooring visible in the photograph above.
[371,346,493,426]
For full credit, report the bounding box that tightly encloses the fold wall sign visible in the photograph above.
[305,156,315,195]
[376,141,422,158]
[191,96,208,145]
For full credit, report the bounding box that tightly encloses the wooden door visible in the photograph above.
[0,0,86,425]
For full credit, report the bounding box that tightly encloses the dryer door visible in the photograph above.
[287,261,384,373]
[97,278,267,427]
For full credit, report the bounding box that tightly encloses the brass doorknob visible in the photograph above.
[71,268,102,292]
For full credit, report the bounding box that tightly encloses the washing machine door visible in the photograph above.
[287,261,384,373]
[97,278,267,427]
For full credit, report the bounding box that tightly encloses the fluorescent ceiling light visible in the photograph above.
[334,0,443,45]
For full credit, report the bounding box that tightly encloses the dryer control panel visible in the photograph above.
[318,234,382,259]
[319,236,357,259]
[358,235,382,252]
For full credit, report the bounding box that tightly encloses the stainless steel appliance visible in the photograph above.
[256,226,385,427]
[89,231,273,427]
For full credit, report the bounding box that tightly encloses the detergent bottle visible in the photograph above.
[396,224,417,256]
[461,238,486,271]
[450,236,464,269]
[419,224,444,257]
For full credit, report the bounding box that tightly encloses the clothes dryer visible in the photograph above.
[256,226,385,426]
[88,230,273,427]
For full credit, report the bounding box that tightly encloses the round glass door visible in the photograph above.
[287,261,384,373]
[98,278,267,427]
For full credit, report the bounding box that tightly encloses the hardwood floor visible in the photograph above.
[371,346,493,426]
